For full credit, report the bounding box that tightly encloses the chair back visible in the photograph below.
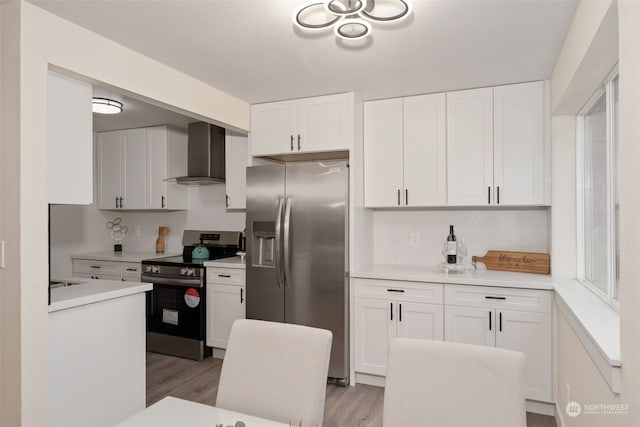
[216,319,332,427]
[383,338,526,427]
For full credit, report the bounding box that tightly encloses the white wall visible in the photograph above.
[0,2,251,425]
[371,209,548,267]
[50,185,245,278]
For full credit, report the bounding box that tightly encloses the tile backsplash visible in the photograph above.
[372,209,549,267]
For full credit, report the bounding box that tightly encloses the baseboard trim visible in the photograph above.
[212,348,226,359]
[354,372,385,387]
[526,400,555,416]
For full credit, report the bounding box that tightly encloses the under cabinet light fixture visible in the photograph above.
[92,97,123,114]
[293,0,413,41]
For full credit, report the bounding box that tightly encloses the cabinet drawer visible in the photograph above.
[206,267,246,286]
[72,259,122,277]
[354,278,443,304]
[122,262,141,279]
[445,284,551,313]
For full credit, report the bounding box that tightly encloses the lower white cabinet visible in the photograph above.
[444,284,552,402]
[72,258,141,281]
[206,267,246,349]
[354,279,444,376]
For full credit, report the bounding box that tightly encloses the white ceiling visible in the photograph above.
[32,0,577,127]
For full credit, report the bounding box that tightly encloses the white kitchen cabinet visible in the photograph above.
[250,92,353,157]
[48,71,93,204]
[493,81,545,205]
[146,126,188,210]
[447,82,545,206]
[446,87,494,206]
[206,267,246,349]
[72,258,141,281]
[364,93,446,207]
[444,284,552,402]
[97,126,187,210]
[225,130,248,210]
[354,279,444,376]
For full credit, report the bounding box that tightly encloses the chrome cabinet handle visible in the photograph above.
[290,135,294,151]
[225,194,229,208]
[161,195,166,208]
[119,197,124,208]
[499,311,503,332]
[399,303,402,322]
[489,311,492,331]
[397,189,401,206]
[90,265,101,269]
[485,296,506,300]
[488,187,491,205]
[497,186,500,204]
[126,268,138,272]
[390,302,393,321]
[387,288,405,293]
[297,134,301,151]
[405,189,408,205]
[240,288,244,304]
[218,274,231,278]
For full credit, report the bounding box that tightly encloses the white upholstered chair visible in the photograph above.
[215,319,332,427]
[383,338,526,427]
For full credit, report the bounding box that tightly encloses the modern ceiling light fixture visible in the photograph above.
[92,97,123,114]
[293,0,413,41]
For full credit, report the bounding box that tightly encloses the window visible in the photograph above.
[577,68,619,305]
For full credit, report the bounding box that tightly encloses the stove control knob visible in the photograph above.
[145,266,153,273]
[185,268,195,276]
[180,268,187,276]
[151,266,160,274]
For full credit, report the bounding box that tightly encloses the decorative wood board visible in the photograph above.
[471,250,550,274]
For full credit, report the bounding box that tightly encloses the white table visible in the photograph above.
[115,396,290,427]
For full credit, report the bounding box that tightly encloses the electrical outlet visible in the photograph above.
[410,232,421,247]
[134,225,142,237]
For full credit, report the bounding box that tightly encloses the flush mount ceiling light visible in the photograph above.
[92,97,123,114]
[293,0,413,41]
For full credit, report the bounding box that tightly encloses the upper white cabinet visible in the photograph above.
[446,87,494,206]
[364,93,446,207]
[250,93,353,157]
[225,130,248,210]
[447,81,545,206]
[493,81,545,205]
[48,71,93,204]
[97,126,187,210]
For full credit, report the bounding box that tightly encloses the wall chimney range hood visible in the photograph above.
[167,122,226,185]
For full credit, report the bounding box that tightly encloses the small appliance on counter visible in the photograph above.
[141,230,241,361]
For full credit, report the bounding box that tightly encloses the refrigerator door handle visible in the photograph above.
[283,197,292,288]
[274,197,285,288]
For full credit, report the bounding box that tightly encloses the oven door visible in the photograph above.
[146,276,205,340]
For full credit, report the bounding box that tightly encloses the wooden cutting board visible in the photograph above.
[472,250,550,274]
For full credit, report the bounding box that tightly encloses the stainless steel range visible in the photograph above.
[142,230,240,361]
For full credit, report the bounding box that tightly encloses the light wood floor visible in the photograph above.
[147,352,556,427]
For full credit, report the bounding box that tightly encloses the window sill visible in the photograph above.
[554,278,621,393]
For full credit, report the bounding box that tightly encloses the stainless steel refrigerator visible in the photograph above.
[246,160,349,384]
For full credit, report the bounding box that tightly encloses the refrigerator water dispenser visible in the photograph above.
[251,221,275,267]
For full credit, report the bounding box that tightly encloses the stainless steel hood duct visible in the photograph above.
[168,122,226,185]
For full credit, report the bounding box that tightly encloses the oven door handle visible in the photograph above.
[141,274,203,288]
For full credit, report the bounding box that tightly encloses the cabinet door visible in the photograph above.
[493,81,544,205]
[250,100,297,156]
[121,128,147,209]
[225,131,248,210]
[207,284,246,349]
[48,71,93,204]
[97,131,123,210]
[296,93,351,153]
[444,305,495,347]
[363,98,404,207]
[403,93,447,206]
[355,298,395,376]
[496,309,551,401]
[396,302,444,341]
[146,126,168,209]
[447,88,494,206]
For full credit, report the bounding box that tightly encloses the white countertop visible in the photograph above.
[70,251,179,263]
[49,279,152,312]
[204,255,246,269]
[352,263,555,290]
